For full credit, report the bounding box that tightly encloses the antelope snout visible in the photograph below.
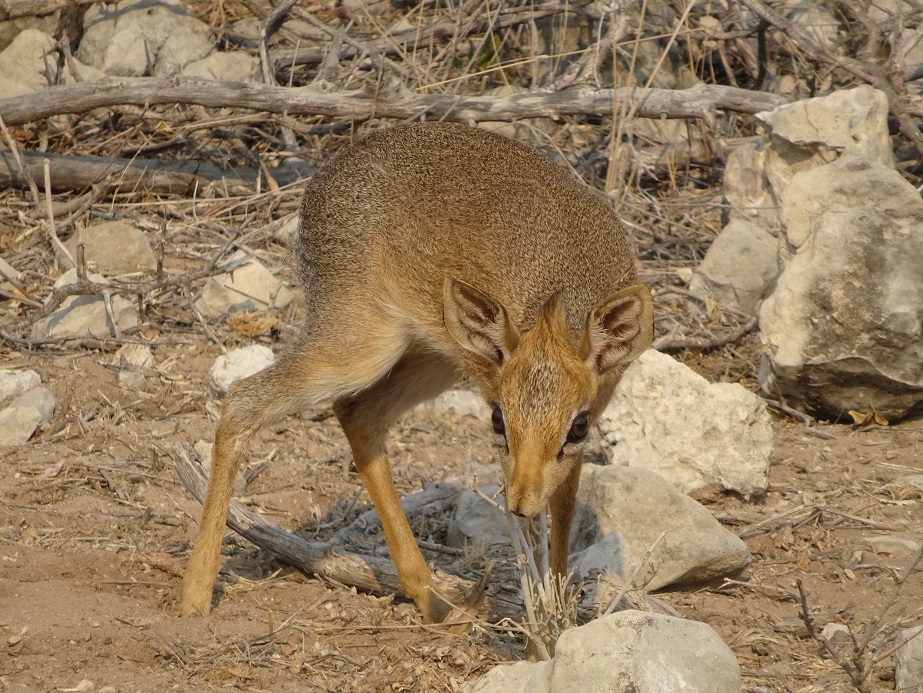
[505,476,544,518]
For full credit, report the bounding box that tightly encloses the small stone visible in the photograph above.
[31,269,139,340]
[68,221,157,276]
[195,250,294,320]
[209,345,275,396]
[0,369,41,402]
[429,389,489,419]
[116,343,155,371]
[182,51,258,81]
[0,386,55,445]
[821,623,851,645]
[864,535,922,556]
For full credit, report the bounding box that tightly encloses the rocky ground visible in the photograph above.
[1,328,922,692]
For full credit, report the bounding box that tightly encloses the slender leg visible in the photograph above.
[549,456,583,580]
[181,330,409,616]
[334,350,459,623]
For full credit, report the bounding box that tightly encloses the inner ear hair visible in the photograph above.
[443,276,519,365]
[581,284,653,374]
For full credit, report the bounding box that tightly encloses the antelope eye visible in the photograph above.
[567,413,589,444]
[491,405,506,436]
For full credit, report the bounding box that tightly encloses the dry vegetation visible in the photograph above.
[2,1,923,691]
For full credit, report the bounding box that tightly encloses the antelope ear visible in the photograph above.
[443,277,519,365]
[580,284,653,374]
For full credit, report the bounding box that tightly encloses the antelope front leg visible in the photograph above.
[335,406,455,624]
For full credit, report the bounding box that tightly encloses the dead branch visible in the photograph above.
[174,448,521,621]
[0,76,789,128]
[0,149,312,195]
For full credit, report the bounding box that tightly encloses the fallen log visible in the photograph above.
[0,76,790,127]
[0,149,315,195]
[174,448,522,621]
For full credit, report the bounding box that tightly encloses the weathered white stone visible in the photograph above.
[758,86,892,169]
[895,626,923,691]
[0,386,55,445]
[182,51,258,81]
[0,369,41,402]
[759,161,923,420]
[209,344,275,396]
[600,349,772,496]
[31,269,140,340]
[689,219,779,314]
[446,486,509,549]
[573,466,750,590]
[116,343,155,371]
[550,611,741,693]
[78,0,215,77]
[195,250,294,320]
[67,221,157,275]
[0,29,56,97]
[429,389,488,419]
[465,660,551,693]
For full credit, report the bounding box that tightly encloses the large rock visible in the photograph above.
[195,249,294,320]
[182,51,258,81]
[67,220,157,275]
[209,345,275,396]
[688,218,779,314]
[599,349,772,497]
[724,139,780,231]
[467,611,741,693]
[31,269,140,340]
[759,160,923,420]
[78,0,214,77]
[572,466,750,590]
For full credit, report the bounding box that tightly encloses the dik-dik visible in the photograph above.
[181,122,653,623]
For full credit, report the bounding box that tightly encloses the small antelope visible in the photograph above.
[181,122,653,623]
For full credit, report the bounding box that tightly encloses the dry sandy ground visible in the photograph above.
[1,335,922,693]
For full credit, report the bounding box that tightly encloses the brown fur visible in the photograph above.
[181,122,653,622]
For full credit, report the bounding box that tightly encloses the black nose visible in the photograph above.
[510,508,526,518]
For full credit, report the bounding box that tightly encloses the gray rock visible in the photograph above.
[0,369,41,402]
[0,29,56,97]
[9,387,55,424]
[0,386,55,445]
[599,349,772,497]
[31,269,140,340]
[465,660,551,693]
[895,626,923,691]
[67,221,157,275]
[182,51,258,81]
[864,535,922,556]
[429,389,488,419]
[573,466,750,590]
[209,345,275,396]
[0,13,65,52]
[549,611,741,693]
[689,219,779,314]
[446,486,509,549]
[195,250,294,320]
[821,623,850,646]
[78,0,214,77]
[759,161,923,420]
